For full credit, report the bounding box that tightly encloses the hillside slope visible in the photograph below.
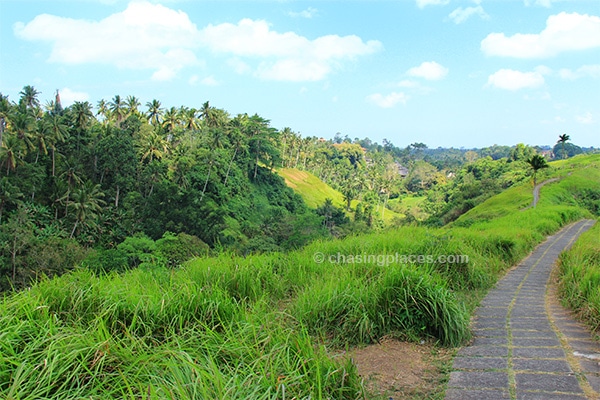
[277,167,403,223]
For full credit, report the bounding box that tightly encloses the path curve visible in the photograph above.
[446,219,599,400]
[523,177,561,210]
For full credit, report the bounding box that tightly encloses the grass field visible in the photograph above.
[1,155,598,398]
[277,167,403,223]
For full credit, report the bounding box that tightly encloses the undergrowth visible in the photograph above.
[0,154,598,398]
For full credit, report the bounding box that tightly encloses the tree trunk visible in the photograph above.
[224,146,238,186]
[200,161,213,201]
[115,185,120,208]
[70,219,79,239]
[11,236,17,282]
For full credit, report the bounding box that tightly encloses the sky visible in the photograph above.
[1,0,599,149]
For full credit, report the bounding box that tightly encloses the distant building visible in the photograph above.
[395,162,409,177]
[540,150,554,159]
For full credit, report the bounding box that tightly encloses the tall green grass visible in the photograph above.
[557,221,600,333]
[0,154,598,398]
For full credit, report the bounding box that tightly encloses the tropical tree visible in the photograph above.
[138,129,168,163]
[43,113,68,176]
[19,85,41,110]
[557,134,570,159]
[0,94,11,146]
[109,95,125,127]
[527,154,549,186]
[146,99,163,126]
[162,107,180,135]
[0,134,24,175]
[125,95,141,117]
[65,180,105,238]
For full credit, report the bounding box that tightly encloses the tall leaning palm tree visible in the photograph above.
[557,134,570,160]
[43,113,68,176]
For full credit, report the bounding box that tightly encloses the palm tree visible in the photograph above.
[527,154,549,186]
[557,134,570,160]
[181,107,199,131]
[0,94,12,146]
[138,129,168,162]
[19,85,40,110]
[0,134,23,175]
[125,95,141,117]
[42,113,68,176]
[146,99,163,126]
[109,95,125,127]
[65,181,105,238]
[162,107,179,135]
[96,99,109,125]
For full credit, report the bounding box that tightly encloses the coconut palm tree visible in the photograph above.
[557,134,570,159]
[125,95,141,117]
[19,85,40,110]
[65,180,105,238]
[162,107,179,135]
[42,113,68,176]
[527,154,549,186]
[0,134,23,175]
[146,99,163,126]
[138,129,168,162]
[109,95,125,127]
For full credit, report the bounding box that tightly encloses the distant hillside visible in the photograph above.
[277,168,345,209]
[277,167,403,223]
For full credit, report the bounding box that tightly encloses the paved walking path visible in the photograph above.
[446,219,599,400]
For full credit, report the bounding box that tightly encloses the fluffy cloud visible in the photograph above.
[59,88,89,106]
[576,112,594,124]
[481,12,600,58]
[407,61,448,80]
[288,7,318,19]
[416,0,450,9]
[14,1,381,82]
[367,92,410,108]
[559,65,600,80]
[448,6,489,24]
[486,69,545,90]
[14,2,200,80]
[200,19,382,81]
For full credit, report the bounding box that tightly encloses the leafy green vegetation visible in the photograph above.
[557,221,600,333]
[1,155,598,397]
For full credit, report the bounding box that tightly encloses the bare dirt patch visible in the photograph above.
[345,338,454,399]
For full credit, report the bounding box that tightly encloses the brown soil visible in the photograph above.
[344,338,453,399]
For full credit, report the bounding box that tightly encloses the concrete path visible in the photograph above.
[446,219,599,400]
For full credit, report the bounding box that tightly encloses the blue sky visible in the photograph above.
[1,0,599,148]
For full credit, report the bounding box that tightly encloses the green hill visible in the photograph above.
[277,168,345,209]
[277,167,403,223]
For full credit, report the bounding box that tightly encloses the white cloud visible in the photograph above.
[59,87,89,106]
[288,7,318,18]
[524,0,553,7]
[576,112,594,124]
[200,19,382,81]
[448,6,489,24]
[559,65,600,80]
[481,12,600,58]
[486,69,545,90]
[366,92,410,108]
[14,1,381,83]
[14,1,201,81]
[416,0,450,9]
[406,61,448,80]
[201,76,219,86]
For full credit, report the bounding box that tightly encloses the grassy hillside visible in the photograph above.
[1,155,598,398]
[277,167,403,223]
[278,168,345,209]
